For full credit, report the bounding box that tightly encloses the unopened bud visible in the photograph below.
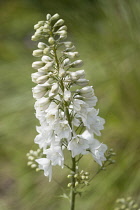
[42,55,52,63]
[63,58,70,66]
[74,79,89,86]
[63,41,73,48]
[27,161,32,165]
[36,168,40,172]
[51,13,60,21]
[43,47,50,54]
[69,60,83,68]
[81,175,85,180]
[64,90,71,102]
[67,183,72,187]
[75,181,79,186]
[31,164,37,168]
[32,61,44,69]
[67,175,72,178]
[54,19,64,27]
[38,42,47,49]
[58,25,67,31]
[85,172,89,175]
[64,52,79,59]
[46,14,51,20]
[28,156,34,160]
[48,37,55,45]
[74,174,78,178]
[32,49,43,57]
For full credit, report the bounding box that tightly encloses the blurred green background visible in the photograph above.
[0,0,140,209]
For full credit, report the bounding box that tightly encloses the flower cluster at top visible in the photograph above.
[31,13,107,182]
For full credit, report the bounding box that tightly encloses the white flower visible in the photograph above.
[81,130,107,166]
[31,14,108,181]
[31,72,44,83]
[32,85,48,99]
[45,102,59,124]
[83,96,98,107]
[38,62,54,72]
[36,158,52,181]
[44,146,64,167]
[49,83,59,98]
[34,125,55,149]
[67,135,89,157]
[83,108,105,136]
[54,119,71,141]
[35,97,50,111]
[64,89,71,102]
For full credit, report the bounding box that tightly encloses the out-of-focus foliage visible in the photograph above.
[0,0,140,209]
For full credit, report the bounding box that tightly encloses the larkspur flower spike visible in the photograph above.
[31,13,107,182]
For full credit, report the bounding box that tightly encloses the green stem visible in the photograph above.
[70,157,76,210]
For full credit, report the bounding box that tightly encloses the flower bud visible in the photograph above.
[69,60,83,68]
[31,35,40,41]
[31,164,37,168]
[58,25,67,31]
[48,37,55,45]
[34,21,44,29]
[64,90,71,102]
[64,52,79,59]
[31,72,44,83]
[63,41,73,48]
[74,174,78,178]
[56,30,67,36]
[36,168,40,172]
[35,97,50,110]
[27,161,32,165]
[28,156,34,160]
[59,34,67,41]
[36,75,48,84]
[32,61,44,69]
[49,83,59,97]
[42,55,52,63]
[38,42,47,49]
[46,14,51,20]
[59,68,66,77]
[81,175,85,180]
[53,19,64,27]
[64,45,76,52]
[63,58,70,66]
[70,70,85,80]
[43,24,50,29]
[67,183,72,187]
[32,85,47,99]
[43,47,50,54]
[51,13,60,21]
[74,79,89,86]
[67,174,72,178]
[38,62,54,72]
[75,181,79,186]
[32,49,43,57]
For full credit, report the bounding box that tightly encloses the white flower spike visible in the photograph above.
[30,13,108,182]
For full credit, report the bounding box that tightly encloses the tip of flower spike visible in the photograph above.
[46,14,51,20]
